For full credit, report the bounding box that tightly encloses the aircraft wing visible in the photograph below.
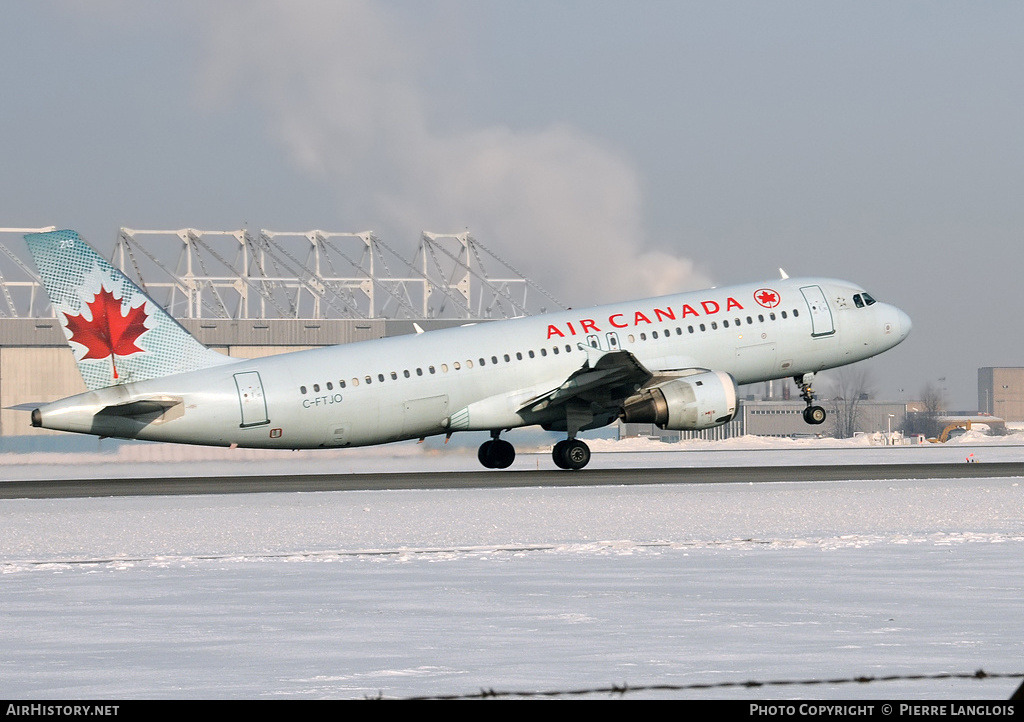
[521,347,653,415]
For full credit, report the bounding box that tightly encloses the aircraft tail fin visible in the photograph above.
[25,229,234,390]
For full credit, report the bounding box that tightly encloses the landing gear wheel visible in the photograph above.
[478,438,515,469]
[478,439,495,468]
[803,405,827,425]
[552,439,591,470]
[552,440,571,470]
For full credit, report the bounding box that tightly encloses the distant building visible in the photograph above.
[978,368,1024,421]
[620,399,913,441]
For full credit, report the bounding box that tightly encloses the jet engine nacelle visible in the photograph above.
[620,370,738,430]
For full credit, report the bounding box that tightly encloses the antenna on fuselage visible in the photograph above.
[779,268,789,279]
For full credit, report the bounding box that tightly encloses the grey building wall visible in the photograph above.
[978,367,1024,421]
[619,400,913,441]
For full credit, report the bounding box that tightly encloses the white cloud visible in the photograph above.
[192,0,709,305]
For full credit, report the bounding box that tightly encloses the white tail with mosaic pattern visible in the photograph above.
[25,229,232,391]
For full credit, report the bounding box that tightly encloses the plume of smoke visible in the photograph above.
[194,1,710,305]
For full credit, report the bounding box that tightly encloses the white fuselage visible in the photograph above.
[35,277,911,448]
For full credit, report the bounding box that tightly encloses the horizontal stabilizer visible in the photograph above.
[5,403,47,411]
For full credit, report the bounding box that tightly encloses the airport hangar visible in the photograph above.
[0,226,936,442]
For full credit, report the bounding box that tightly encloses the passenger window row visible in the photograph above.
[299,308,805,395]
[299,343,577,395]
[627,308,801,342]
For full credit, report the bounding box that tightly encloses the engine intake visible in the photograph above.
[620,370,738,430]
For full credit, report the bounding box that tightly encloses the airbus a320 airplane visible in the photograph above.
[24,230,910,470]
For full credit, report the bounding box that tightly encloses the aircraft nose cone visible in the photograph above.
[895,308,912,341]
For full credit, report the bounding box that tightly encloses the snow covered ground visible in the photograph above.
[1,435,1022,699]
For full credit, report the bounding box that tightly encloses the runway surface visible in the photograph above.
[3,460,1023,499]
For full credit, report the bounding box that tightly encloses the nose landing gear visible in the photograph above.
[796,373,827,425]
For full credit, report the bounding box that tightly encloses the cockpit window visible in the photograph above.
[853,294,864,308]
[862,293,876,306]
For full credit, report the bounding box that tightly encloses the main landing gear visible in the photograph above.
[552,438,591,470]
[478,431,516,469]
[796,372,827,425]
[477,432,593,470]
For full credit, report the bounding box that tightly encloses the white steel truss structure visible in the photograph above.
[0,227,564,321]
[0,227,56,318]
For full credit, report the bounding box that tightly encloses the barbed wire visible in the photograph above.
[379,669,1024,700]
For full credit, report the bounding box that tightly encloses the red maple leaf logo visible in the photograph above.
[63,286,149,380]
[754,288,781,308]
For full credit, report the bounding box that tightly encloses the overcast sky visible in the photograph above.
[2,1,1022,409]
